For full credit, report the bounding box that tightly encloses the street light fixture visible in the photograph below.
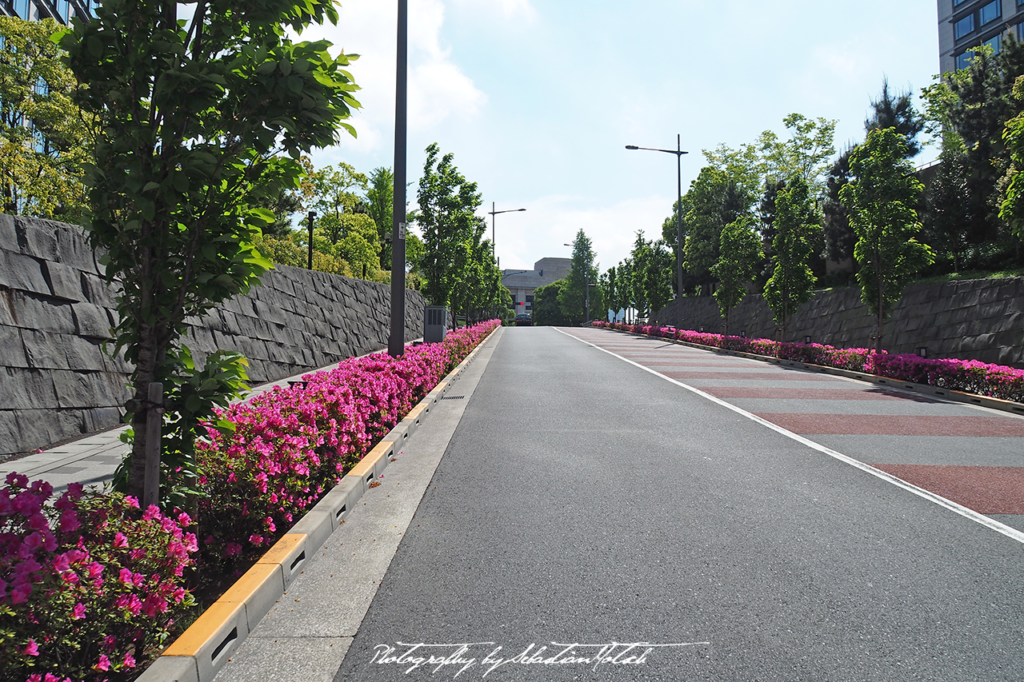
[625,135,688,300]
[488,203,526,259]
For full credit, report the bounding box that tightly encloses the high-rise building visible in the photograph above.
[938,0,1024,73]
[1,0,93,24]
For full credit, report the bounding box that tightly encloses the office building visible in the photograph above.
[1,0,93,24]
[938,0,1024,73]
[501,257,571,317]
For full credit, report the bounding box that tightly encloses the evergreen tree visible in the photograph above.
[865,78,925,157]
[559,229,598,324]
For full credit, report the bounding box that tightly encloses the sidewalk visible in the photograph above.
[209,329,501,682]
[0,347,409,492]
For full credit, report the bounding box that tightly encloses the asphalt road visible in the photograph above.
[333,327,1024,681]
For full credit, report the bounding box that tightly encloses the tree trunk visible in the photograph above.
[127,325,160,500]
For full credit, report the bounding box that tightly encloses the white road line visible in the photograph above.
[557,328,1024,546]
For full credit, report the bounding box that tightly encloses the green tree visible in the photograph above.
[682,167,747,291]
[710,216,761,335]
[559,229,598,324]
[841,128,934,352]
[0,16,91,222]
[764,177,818,342]
[60,0,360,500]
[927,137,973,272]
[365,166,394,268]
[416,143,482,319]
[923,39,1024,248]
[866,78,925,157]
[300,160,367,220]
[533,279,569,325]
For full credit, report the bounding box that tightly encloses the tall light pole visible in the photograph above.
[488,203,526,258]
[389,0,408,358]
[626,135,688,299]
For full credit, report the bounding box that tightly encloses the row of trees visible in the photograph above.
[3,9,509,505]
[607,45,1024,349]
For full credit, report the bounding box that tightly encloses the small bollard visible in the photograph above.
[142,382,164,509]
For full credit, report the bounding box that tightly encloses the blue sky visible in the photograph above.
[300,0,942,272]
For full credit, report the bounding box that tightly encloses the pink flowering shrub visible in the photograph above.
[0,474,197,682]
[594,320,1023,403]
[191,320,501,571]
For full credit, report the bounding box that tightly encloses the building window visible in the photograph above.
[979,0,1001,25]
[956,51,973,70]
[55,0,70,22]
[984,33,1002,54]
[955,14,975,39]
[12,0,31,19]
[1019,22,1024,41]
[954,0,968,5]
[509,294,517,305]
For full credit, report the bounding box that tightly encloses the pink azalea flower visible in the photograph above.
[23,638,39,656]
[71,602,86,619]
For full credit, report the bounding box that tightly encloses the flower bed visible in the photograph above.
[594,321,1024,403]
[2,320,500,681]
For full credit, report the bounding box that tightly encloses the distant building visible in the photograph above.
[1,0,93,23]
[502,257,571,317]
[938,0,1022,73]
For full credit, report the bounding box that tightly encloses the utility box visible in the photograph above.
[424,306,448,343]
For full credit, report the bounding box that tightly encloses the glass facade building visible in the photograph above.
[1,0,92,24]
[939,0,1024,73]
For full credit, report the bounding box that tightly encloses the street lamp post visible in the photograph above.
[488,202,526,258]
[389,0,408,358]
[626,135,688,299]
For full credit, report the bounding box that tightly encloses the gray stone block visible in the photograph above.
[62,335,106,372]
[15,218,59,260]
[55,225,100,273]
[5,251,52,296]
[22,329,71,370]
[0,325,29,368]
[0,410,18,455]
[0,213,16,251]
[80,272,117,308]
[44,261,83,302]
[5,291,75,333]
[52,370,100,408]
[72,302,113,338]
[0,368,58,410]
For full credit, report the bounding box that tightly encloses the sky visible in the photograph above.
[297,0,943,273]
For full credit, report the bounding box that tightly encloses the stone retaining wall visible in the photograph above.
[656,278,1024,368]
[0,215,424,456]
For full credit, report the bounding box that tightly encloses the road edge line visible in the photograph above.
[556,327,1024,546]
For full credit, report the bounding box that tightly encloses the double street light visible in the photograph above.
[625,135,688,299]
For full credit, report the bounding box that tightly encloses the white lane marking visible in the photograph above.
[556,328,1024,546]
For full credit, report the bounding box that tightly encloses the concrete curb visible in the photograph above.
[608,328,1024,418]
[136,328,498,682]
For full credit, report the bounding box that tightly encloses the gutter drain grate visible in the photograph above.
[442,395,466,400]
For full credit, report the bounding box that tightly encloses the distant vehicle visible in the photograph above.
[515,313,533,326]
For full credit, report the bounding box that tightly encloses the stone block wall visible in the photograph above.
[656,278,1024,368]
[1,215,424,456]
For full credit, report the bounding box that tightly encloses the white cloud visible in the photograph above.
[491,194,673,272]
[298,0,487,162]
